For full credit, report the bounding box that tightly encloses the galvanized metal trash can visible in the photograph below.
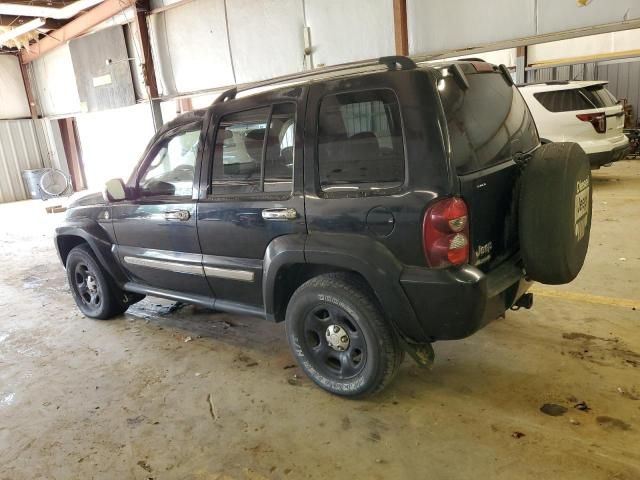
[21,168,50,200]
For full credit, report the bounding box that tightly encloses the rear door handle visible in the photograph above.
[165,210,190,221]
[261,208,297,220]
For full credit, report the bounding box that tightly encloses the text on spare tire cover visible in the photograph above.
[575,177,590,241]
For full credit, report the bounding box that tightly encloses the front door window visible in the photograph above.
[139,128,201,197]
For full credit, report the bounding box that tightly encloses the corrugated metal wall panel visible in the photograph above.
[0,120,46,203]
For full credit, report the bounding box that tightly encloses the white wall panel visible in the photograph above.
[613,27,640,50]
[31,43,81,117]
[445,48,518,67]
[151,0,235,94]
[226,0,305,83]
[529,29,640,64]
[537,0,640,35]
[0,55,30,120]
[0,120,46,203]
[305,0,395,66]
[76,103,155,189]
[408,0,536,55]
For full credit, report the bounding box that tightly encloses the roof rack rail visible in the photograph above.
[211,55,418,104]
[516,80,570,87]
[461,57,486,62]
[213,87,237,104]
[379,56,417,70]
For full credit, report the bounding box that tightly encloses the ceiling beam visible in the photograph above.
[133,0,158,99]
[0,17,44,45]
[20,0,136,64]
[0,17,65,29]
[0,0,104,20]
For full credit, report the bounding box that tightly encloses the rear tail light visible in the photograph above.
[422,197,470,268]
[576,112,606,133]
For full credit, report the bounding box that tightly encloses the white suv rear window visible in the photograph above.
[534,85,618,112]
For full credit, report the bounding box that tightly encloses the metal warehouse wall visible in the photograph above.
[0,120,47,203]
[527,58,640,127]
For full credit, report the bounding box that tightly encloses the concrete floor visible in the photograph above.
[1,161,639,480]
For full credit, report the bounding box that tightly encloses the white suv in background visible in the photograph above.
[519,81,629,168]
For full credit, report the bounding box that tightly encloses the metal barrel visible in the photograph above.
[21,168,50,200]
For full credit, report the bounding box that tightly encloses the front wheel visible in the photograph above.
[66,244,141,319]
[285,273,404,398]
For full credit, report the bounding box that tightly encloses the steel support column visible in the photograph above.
[516,46,528,84]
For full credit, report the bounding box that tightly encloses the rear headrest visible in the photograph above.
[244,129,265,162]
[245,129,266,142]
[318,99,347,139]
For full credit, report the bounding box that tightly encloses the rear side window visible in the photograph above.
[317,89,404,191]
[439,72,538,174]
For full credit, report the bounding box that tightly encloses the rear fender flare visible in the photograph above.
[263,233,426,341]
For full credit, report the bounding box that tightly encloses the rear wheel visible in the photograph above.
[285,273,404,398]
[66,244,142,319]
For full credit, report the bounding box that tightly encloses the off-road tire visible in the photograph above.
[66,244,141,319]
[285,272,404,398]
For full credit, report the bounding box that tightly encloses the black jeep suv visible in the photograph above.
[55,57,592,397]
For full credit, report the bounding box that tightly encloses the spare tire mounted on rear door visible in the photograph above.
[518,142,592,285]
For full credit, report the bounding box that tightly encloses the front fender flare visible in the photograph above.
[55,220,129,286]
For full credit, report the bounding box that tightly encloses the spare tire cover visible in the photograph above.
[519,142,592,285]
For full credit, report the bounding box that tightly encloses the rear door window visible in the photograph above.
[439,72,538,174]
[317,89,405,191]
[211,103,295,196]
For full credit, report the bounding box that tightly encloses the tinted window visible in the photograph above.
[139,127,200,197]
[581,85,618,108]
[317,90,404,191]
[211,104,295,195]
[265,104,295,192]
[534,89,592,112]
[439,72,538,174]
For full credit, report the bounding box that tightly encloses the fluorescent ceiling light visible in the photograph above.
[0,0,104,20]
[0,17,45,45]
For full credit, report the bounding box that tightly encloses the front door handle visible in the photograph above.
[261,208,297,220]
[165,210,190,221]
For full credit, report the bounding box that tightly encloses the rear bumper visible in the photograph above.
[587,143,630,168]
[400,258,532,341]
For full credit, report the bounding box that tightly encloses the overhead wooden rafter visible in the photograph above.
[20,0,136,63]
[393,0,409,56]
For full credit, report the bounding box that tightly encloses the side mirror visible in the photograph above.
[103,178,127,202]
